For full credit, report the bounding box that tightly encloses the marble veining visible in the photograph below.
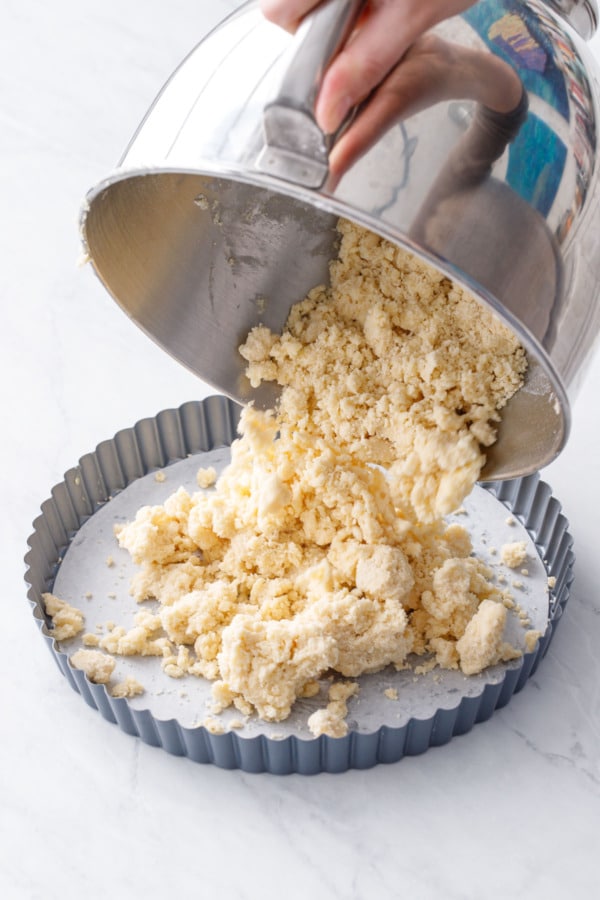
[2,2,600,898]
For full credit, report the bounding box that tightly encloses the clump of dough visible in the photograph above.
[110,676,145,699]
[308,681,359,738]
[456,600,521,675]
[197,466,217,489]
[42,593,84,641]
[501,541,528,569]
[70,648,116,684]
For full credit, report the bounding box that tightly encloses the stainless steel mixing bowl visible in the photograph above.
[81,0,600,479]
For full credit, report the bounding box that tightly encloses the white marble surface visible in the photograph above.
[2,2,600,897]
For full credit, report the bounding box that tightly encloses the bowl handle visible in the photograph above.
[258,0,365,188]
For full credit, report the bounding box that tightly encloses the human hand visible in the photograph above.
[260,0,479,133]
[327,33,524,179]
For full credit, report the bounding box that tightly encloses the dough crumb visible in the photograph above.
[202,716,226,735]
[82,633,100,647]
[42,592,84,641]
[299,681,321,699]
[524,630,542,652]
[501,541,528,569]
[308,681,359,738]
[414,658,438,676]
[70,648,116,684]
[111,676,145,698]
[196,466,217,488]
[154,470,167,483]
[384,687,399,701]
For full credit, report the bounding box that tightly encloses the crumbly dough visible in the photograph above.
[201,716,226,735]
[240,219,526,523]
[524,630,542,653]
[70,648,116,684]
[112,220,528,736]
[110,676,145,699]
[501,541,528,569]
[307,682,359,738]
[197,466,217,489]
[456,599,520,675]
[42,592,85,641]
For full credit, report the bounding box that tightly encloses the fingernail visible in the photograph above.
[317,95,353,135]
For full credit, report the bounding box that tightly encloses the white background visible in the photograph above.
[2,2,599,898]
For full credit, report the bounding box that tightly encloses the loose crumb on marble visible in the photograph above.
[547,576,557,590]
[106,555,115,568]
[505,516,516,526]
[154,470,167,483]
[384,687,399,701]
